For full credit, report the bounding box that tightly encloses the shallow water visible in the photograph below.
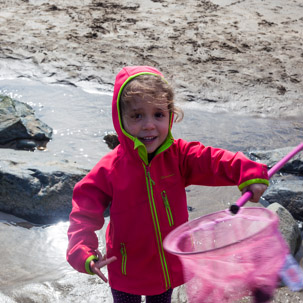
[0,78,303,302]
[1,78,302,165]
[0,213,111,303]
[0,78,113,167]
[175,101,303,152]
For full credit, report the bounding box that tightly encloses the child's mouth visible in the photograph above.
[140,136,157,144]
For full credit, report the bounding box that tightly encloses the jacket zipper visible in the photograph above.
[161,191,174,227]
[120,242,127,275]
[143,164,171,290]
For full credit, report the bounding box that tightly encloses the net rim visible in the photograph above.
[163,207,278,256]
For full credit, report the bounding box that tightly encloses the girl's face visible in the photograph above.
[122,95,170,154]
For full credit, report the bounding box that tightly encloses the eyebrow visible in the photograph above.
[127,106,168,111]
[127,107,142,112]
[155,107,169,112]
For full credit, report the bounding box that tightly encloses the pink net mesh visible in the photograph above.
[163,207,289,303]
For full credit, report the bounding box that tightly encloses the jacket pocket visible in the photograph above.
[161,190,174,227]
[120,242,127,275]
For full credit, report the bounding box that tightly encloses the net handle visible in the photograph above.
[230,142,303,213]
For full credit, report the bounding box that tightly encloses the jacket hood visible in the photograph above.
[112,66,174,164]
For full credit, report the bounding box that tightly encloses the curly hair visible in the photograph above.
[120,74,184,122]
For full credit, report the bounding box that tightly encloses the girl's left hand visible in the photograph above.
[89,249,117,283]
[242,183,268,203]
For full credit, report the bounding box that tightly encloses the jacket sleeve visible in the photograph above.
[66,162,112,275]
[178,139,269,188]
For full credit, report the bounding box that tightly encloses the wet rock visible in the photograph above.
[103,132,119,150]
[267,203,302,256]
[249,146,303,175]
[0,149,89,224]
[15,139,38,151]
[0,95,52,151]
[249,146,303,222]
[263,176,303,222]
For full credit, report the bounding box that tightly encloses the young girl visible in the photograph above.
[67,66,269,302]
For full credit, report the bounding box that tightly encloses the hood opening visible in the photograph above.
[112,67,175,164]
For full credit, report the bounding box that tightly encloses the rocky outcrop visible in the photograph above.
[0,149,89,224]
[248,146,303,222]
[0,136,302,239]
[0,95,52,150]
[263,176,303,222]
[249,146,303,175]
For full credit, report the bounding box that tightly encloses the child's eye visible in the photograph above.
[131,113,142,120]
[155,112,166,118]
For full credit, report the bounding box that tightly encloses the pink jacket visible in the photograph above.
[67,66,269,295]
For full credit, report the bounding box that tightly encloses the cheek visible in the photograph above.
[123,120,140,136]
[160,120,170,136]
[127,125,138,136]
[121,116,129,133]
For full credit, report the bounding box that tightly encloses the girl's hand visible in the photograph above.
[242,183,268,203]
[89,249,117,283]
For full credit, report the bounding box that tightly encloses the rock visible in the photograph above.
[267,203,302,256]
[15,139,38,150]
[248,146,303,221]
[0,95,53,150]
[249,146,303,175]
[263,175,303,222]
[0,149,89,224]
[103,132,119,150]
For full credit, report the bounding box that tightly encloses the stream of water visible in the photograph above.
[0,78,302,302]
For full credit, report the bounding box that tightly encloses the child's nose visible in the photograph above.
[143,117,155,130]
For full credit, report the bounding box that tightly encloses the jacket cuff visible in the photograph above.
[85,255,98,275]
[238,178,270,191]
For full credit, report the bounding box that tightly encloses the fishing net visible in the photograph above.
[164,207,289,303]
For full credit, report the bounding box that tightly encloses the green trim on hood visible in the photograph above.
[117,72,174,165]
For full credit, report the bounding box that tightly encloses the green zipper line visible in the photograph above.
[120,243,127,275]
[143,164,171,290]
[161,191,174,227]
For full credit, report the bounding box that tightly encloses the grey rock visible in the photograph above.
[0,149,89,224]
[263,175,303,221]
[267,203,302,256]
[249,146,303,222]
[249,146,303,175]
[15,139,38,150]
[0,95,53,150]
[103,132,119,150]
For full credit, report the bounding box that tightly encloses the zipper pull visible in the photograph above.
[120,243,127,276]
[161,190,174,227]
[161,191,169,207]
[120,243,126,255]
[148,172,155,185]
[146,165,155,185]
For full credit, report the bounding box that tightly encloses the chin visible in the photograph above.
[146,146,158,154]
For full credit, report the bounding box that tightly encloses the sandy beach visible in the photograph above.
[1,0,303,119]
[1,0,303,302]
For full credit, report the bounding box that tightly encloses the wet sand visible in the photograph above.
[0,0,303,119]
